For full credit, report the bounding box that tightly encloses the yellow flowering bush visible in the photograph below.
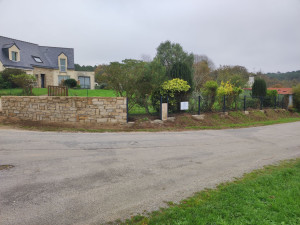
[161,78,190,97]
[151,78,191,112]
[217,81,243,109]
[217,81,233,96]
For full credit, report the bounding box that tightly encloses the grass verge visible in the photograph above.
[185,117,300,130]
[121,158,300,225]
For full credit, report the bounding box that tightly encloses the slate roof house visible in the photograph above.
[0,36,95,89]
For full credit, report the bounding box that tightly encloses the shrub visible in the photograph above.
[0,68,26,88]
[293,84,300,111]
[216,81,243,110]
[104,59,166,112]
[245,97,260,109]
[252,78,267,97]
[63,79,77,88]
[0,74,10,89]
[134,59,167,114]
[151,78,190,112]
[95,83,107,89]
[10,74,36,95]
[263,89,278,107]
[201,80,218,111]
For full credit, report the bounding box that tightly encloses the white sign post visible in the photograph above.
[180,101,189,110]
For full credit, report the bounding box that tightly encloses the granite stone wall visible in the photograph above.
[0,96,127,124]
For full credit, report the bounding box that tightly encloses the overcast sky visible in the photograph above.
[0,0,299,73]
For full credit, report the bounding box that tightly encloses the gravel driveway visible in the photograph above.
[0,122,300,225]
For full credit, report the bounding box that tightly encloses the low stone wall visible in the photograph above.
[1,96,127,124]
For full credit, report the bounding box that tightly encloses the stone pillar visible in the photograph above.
[161,103,168,121]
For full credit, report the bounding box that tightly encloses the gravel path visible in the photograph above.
[0,122,300,225]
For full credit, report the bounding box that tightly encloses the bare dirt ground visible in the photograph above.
[0,109,298,132]
[0,122,300,225]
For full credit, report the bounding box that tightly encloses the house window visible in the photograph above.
[78,76,90,89]
[33,56,43,63]
[58,75,70,85]
[12,51,18,61]
[60,59,66,72]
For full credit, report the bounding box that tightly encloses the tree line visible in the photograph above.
[81,40,299,113]
[91,41,251,113]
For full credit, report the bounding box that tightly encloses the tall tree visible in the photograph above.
[135,59,167,113]
[293,84,300,111]
[94,64,108,85]
[193,60,213,91]
[74,64,97,72]
[211,65,249,87]
[193,54,215,70]
[169,62,193,90]
[103,59,166,112]
[252,78,267,97]
[155,40,194,77]
[140,54,152,62]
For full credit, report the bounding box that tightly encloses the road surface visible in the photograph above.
[0,122,300,225]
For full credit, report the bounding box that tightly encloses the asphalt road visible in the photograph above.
[0,122,300,225]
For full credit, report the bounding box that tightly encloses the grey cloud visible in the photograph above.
[0,0,299,72]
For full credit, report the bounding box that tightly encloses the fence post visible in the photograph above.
[126,97,129,123]
[166,95,169,118]
[260,96,263,110]
[198,96,201,115]
[223,95,226,113]
[160,96,162,120]
[282,98,284,109]
[274,96,276,109]
[244,95,246,111]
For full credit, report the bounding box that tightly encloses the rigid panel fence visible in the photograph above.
[127,94,289,121]
[1,96,127,124]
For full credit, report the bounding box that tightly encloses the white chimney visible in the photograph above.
[248,76,255,87]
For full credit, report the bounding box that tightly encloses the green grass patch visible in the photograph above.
[32,88,48,95]
[186,117,300,130]
[0,88,48,96]
[68,89,117,97]
[0,88,117,97]
[0,88,23,96]
[123,158,300,225]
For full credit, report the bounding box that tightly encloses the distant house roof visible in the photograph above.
[243,88,293,95]
[268,88,293,95]
[0,36,75,70]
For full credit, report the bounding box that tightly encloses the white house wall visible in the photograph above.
[0,60,4,72]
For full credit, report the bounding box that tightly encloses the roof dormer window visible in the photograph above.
[58,53,68,72]
[60,58,66,72]
[12,51,18,61]
[32,56,43,63]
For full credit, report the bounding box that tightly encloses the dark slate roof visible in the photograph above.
[0,36,75,70]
